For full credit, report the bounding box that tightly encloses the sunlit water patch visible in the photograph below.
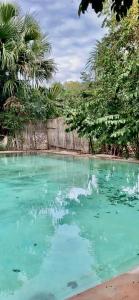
[0,154,139,299]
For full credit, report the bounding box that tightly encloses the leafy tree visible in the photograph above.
[66,1,139,157]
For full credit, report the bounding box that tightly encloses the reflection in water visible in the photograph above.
[67,174,98,202]
[68,187,91,201]
[122,174,139,196]
[89,174,98,192]
[0,155,139,300]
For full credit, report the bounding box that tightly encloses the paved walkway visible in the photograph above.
[67,268,139,300]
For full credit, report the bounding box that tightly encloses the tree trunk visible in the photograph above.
[135,142,139,159]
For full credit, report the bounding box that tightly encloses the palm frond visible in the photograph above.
[3,79,17,96]
[47,83,63,100]
[0,3,19,23]
[23,14,42,42]
[34,59,57,82]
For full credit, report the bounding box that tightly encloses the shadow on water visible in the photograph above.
[30,293,55,300]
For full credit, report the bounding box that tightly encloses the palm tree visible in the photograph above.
[0,2,56,109]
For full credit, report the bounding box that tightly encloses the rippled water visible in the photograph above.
[0,154,139,300]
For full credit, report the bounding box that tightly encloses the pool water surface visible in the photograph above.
[0,154,139,300]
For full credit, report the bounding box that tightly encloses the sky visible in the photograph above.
[17,0,106,82]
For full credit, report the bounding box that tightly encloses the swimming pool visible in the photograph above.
[0,154,139,300]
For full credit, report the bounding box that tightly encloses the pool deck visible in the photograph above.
[67,267,139,300]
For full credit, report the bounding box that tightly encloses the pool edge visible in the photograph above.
[67,266,139,300]
[0,150,139,164]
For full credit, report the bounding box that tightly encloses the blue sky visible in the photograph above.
[18,0,106,82]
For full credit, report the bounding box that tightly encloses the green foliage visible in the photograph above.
[22,84,64,121]
[0,2,56,134]
[66,1,139,158]
[0,0,138,161]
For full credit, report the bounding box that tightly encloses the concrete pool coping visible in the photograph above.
[67,267,139,300]
[0,149,139,164]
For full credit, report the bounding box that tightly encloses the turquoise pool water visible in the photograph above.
[0,154,139,300]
